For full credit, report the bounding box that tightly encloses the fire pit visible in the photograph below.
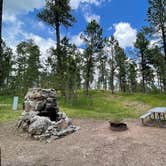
[109,121,128,131]
[17,88,79,141]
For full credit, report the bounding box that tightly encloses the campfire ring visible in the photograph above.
[109,121,128,131]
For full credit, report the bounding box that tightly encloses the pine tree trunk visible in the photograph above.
[0,0,2,49]
[161,26,166,62]
[161,25,166,94]
[119,77,122,92]
[159,2,166,93]
[111,69,114,94]
[0,0,3,77]
[55,23,60,50]
[85,60,91,95]
[55,22,64,93]
[141,51,146,93]
[111,47,114,94]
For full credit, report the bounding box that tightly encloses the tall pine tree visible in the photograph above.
[38,0,75,50]
[0,0,3,83]
[82,20,103,94]
[106,36,118,94]
[15,40,41,95]
[127,60,137,93]
[134,31,150,93]
[38,0,76,92]
[115,43,127,92]
[0,41,13,93]
[147,0,166,61]
[97,50,108,90]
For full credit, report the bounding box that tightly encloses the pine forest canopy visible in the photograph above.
[0,0,166,96]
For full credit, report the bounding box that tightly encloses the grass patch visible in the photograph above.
[1,90,166,122]
[59,91,166,120]
[0,96,22,122]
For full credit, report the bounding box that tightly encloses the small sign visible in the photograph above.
[12,96,19,111]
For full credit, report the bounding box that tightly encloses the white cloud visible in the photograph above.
[37,21,46,29]
[71,33,84,47]
[84,13,101,23]
[4,0,44,15]
[3,0,45,22]
[3,14,16,23]
[3,0,55,57]
[3,18,55,59]
[3,20,24,49]
[70,0,112,9]
[113,22,137,49]
[149,33,161,48]
[70,0,101,10]
[149,39,161,48]
[25,33,55,55]
[79,48,84,54]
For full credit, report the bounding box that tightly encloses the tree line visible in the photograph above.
[0,0,165,97]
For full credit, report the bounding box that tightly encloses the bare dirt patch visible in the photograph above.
[1,119,166,166]
[123,101,151,112]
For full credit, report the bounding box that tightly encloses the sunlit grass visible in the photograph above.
[59,90,166,120]
[0,96,22,122]
[1,90,166,122]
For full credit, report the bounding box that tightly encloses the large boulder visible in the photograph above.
[17,88,79,141]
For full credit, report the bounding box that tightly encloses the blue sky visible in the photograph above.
[3,0,149,55]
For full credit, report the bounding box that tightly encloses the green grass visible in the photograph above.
[59,91,166,120]
[0,96,22,122]
[1,91,166,122]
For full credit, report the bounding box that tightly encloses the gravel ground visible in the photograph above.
[1,119,166,166]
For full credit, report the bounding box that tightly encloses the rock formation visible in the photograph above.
[17,88,79,141]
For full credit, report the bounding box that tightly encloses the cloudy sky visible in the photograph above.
[3,0,149,54]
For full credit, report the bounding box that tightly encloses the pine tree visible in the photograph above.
[144,64,155,91]
[49,37,82,98]
[81,20,104,94]
[0,41,13,92]
[0,0,4,81]
[0,0,3,50]
[127,60,137,93]
[24,41,41,88]
[148,46,166,92]
[147,0,166,61]
[115,43,127,92]
[134,31,150,93]
[37,0,75,50]
[38,0,76,91]
[15,40,41,94]
[40,56,53,88]
[60,37,82,98]
[97,50,108,90]
[106,36,118,94]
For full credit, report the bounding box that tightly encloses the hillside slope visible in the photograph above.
[1,91,166,122]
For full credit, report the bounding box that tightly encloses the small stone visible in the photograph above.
[57,128,75,137]
[65,117,72,126]
[33,135,41,140]
[28,116,52,135]
[47,126,53,131]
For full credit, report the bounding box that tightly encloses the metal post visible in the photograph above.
[12,96,19,111]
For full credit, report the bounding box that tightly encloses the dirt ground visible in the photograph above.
[1,119,166,166]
